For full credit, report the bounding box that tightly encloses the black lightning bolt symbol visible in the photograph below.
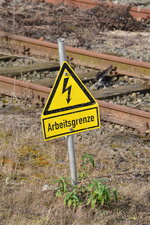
[62,77,72,104]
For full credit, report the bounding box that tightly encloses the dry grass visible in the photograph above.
[0,108,150,225]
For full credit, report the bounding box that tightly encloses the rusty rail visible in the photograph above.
[0,75,149,134]
[0,32,150,79]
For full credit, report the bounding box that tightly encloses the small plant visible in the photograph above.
[53,177,118,209]
[53,153,118,209]
[53,176,70,197]
[86,179,118,208]
[64,188,80,208]
[81,152,95,169]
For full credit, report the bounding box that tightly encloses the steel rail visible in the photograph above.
[43,0,150,20]
[0,32,150,79]
[0,75,149,134]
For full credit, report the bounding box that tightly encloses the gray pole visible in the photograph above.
[58,38,66,65]
[57,38,77,186]
[67,129,77,185]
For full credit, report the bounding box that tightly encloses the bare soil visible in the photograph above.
[0,1,149,42]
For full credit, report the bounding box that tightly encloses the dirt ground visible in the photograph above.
[1,1,149,36]
[0,99,150,225]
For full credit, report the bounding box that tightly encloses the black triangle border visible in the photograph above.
[43,62,96,115]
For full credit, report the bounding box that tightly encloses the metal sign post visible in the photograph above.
[57,38,77,186]
[41,40,100,185]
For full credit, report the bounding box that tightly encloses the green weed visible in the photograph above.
[81,152,95,169]
[53,176,71,197]
[53,176,118,209]
[86,179,118,208]
[53,153,118,209]
[64,188,80,208]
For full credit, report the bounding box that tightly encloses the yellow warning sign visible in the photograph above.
[41,61,100,140]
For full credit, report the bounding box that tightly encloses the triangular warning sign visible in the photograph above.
[43,61,96,115]
[41,61,100,140]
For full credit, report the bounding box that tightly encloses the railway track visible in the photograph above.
[0,32,150,79]
[0,33,150,134]
[0,72,150,134]
[42,0,150,20]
